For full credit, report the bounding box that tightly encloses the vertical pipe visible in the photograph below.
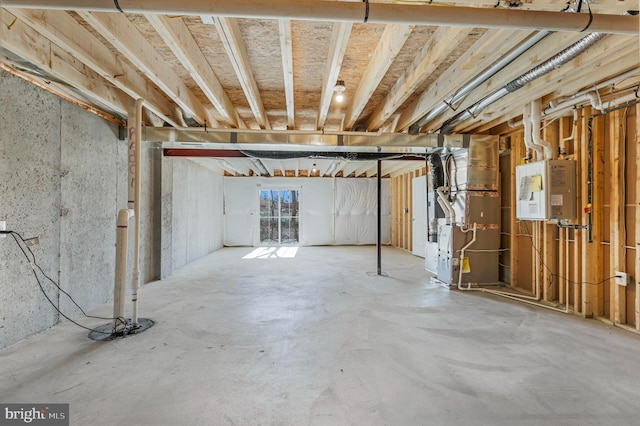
[377,160,382,276]
[129,98,144,327]
[114,209,133,333]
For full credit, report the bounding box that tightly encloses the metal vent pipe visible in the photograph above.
[439,32,605,134]
[413,31,550,131]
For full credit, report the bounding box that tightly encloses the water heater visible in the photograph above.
[515,160,576,221]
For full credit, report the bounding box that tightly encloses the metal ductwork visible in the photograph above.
[439,32,605,134]
[3,1,638,34]
[412,31,550,132]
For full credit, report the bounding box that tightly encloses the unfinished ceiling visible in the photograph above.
[0,0,638,176]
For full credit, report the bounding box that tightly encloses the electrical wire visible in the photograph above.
[4,231,127,336]
[517,221,619,287]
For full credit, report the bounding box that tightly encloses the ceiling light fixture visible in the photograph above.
[334,79,346,103]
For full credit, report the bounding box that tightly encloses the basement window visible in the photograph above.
[259,189,299,245]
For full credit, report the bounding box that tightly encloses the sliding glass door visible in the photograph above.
[259,189,299,244]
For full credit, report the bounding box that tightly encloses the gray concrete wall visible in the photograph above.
[167,158,224,273]
[0,71,162,349]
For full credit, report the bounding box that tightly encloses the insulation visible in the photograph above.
[224,177,391,246]
[334,179,391,245]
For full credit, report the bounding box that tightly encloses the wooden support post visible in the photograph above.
[610,109,626,324]
[592,114,605,317]
[510,132,524,289]
[559,227,566,305]
[408,171,414,252]
[542,222,557,301]
[635,104,640,331]
[391,176,398,247]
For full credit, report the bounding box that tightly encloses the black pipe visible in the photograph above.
[377,160,382,276]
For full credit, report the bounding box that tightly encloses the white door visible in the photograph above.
[412,175,427,258]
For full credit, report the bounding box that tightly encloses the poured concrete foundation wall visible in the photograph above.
[0,70,163,349]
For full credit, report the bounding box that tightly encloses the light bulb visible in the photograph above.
[335,93,344,103]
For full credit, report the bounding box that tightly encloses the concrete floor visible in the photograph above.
[2,246,640,426]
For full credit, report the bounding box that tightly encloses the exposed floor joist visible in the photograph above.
[316,21,352,130]
[278,19,295,130]
[213,17,271,129]
[342,23,413,131]
[366,26,472,131]
[146,14,244,129]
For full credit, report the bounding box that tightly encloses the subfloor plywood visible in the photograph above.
[2,247,640,425]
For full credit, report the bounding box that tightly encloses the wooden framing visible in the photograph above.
[147,14,244,128]
[278,19,295,130]
[343,24,412,130]
[366,26,472,131]
[610,109,626,324]
[316,22,352,130]
[214,17,271,129]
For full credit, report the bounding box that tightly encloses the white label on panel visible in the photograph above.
[551,194,563,206]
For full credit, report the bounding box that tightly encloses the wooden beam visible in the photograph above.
[278,19,295,130]
[610,109,626,324]
[367,26,472,131]
[395,28,532,132]
[340,161,360,178]
[342,24,412,130]
[77,11,217,127]
[316,22,352,130]
[509,133,524,288]
[391,177,398,247]
[591,113,606,317]
[353,162,373,178]
[146,14,244,128]
[214,17,270,129]
[0,9,129,117]
[8,8,182,127]
[365,163,379,178]
[635,104,640,331]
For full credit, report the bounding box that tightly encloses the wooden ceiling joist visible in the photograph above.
[146,14,245,129]
[76,11,218,127]
[213,17,271,129]
[278,19,295,130]
[8,8,182,127]
[366,26,472,131]
[316,21,352,130]
[0,9,129,117]
[343,24,413,131]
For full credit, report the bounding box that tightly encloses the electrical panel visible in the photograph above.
[515,160,576,221]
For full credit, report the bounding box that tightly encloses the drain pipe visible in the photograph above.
[113,209,134,333]
[530,99,553,160]
[522,102,542,161]
[457,223,477,290]
[439,32,605,134]
[129,98,144,328]
[414,31,550,130]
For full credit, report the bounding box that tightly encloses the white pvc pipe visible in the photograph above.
[531,99,553,160]
[457,223,477,291]
[114,208,134,333]
[3,1,637,33]
[436,186,456,225]
[522,102,540,160]
[128,98,144,327]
